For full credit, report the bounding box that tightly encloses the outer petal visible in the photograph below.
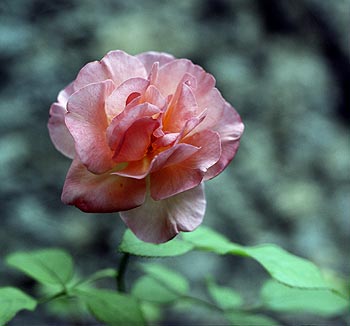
[48,102,76,159]
[65,80,115,174]
[136,51,175,74]
[120,183,206,243]
[205,102,244,180]
[74,50,147,90]
[48,83,75,158]
[62,159,146,212]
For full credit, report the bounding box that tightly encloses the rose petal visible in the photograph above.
[163,82,198,133]
[120,183,206,243]
[182,129,221,172]
[150,164,203,200]
[74,50,147,90]
[48,103,76,158]
[113,117,159,163]
[113,142,199,180]
[105,77,149,118]
[157,59,215,98]
[48,82,76,158]
[136,51,175,74]
[107,102,160,152]
[57,82,75,104]
[65,80,115,174]
[205,102,244,180]
[62,159,146,212]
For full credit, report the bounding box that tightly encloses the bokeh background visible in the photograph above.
[0,0,349,325]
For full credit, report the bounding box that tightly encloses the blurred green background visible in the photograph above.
[0,0,349,325]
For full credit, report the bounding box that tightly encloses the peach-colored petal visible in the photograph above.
[105,77,149,118]
[48,103,75,159]
[107,102,160,152]
[48,82,76,158]
[113,142,198,180]
[57,82,75,104]
[62,159,146,212]
[157,59,215,98]
[205,102,244,180]
[65,80,115,174]
[120,183,206,243]
[113,117,159,163]
[163,82,198,133]
[136,51,175,74]
[150,164,203,200]
[142,85,167,109]
[182,129,221,172]
[74,50,147,90]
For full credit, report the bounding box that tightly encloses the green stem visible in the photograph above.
[116,253,130,293]
[38,290,67,305]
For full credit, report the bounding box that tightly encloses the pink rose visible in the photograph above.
[48,50,244,243]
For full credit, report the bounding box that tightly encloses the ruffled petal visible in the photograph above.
[163,82,198,133]
[105,77,149,118]
[62,159,146,212]
[107,102,160,152]
[181,129,221,172]
[136,51,175,74]
[113,117,159,163]
[65,80,115,174]
[205,102,244,180]
[74,50,147,90]
[120,183,206,243]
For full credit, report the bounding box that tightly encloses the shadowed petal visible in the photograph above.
[120,183,206,243]
[113,117,159,163]
[62,159,146,212]
[66,80,115,174]
[107,102,160,152]
[74,50,147,90]
[150,164,203,200]
[205,102,244,180]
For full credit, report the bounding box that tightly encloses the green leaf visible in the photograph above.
[207,278,243,310]
[261,279,349,317]
[5,249,74,287]
[182,226,246,255]
[245,245,327,289]
[132,263,189,304]
[140,301,162,323]
[141,263,189,296]
[224,311,279,326]
[132,276,179,303]
[183,226,328,289]
[119,229,194,257]
[0,287,37,325]
[74,288,145,326]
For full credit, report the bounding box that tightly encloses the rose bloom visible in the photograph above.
[48,50,244,243]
